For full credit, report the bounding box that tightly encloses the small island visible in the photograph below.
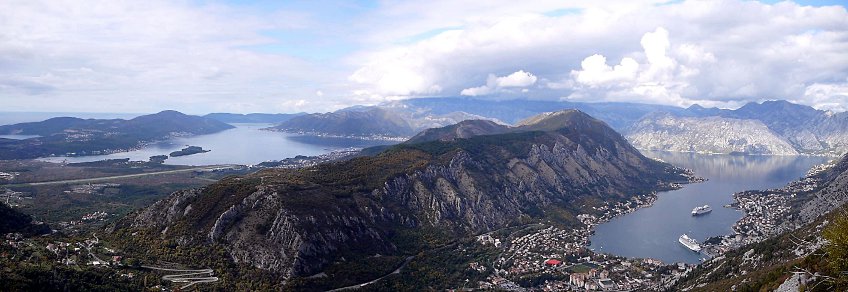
[149,155,169,164]
[169,146,210,157]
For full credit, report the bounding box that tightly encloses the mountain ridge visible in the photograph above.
[112,109,692,289]
[627,100,848,156]
[203,112,306,124]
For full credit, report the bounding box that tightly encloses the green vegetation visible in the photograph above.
[823,208,848,289]
[363,238,499,291]
[0,202,50,235]
[285,255,407,291]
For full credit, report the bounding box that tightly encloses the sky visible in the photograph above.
[1,0,847,114]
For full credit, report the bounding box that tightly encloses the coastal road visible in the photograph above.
[2,164,240,187]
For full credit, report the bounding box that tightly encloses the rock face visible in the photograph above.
[798,153,848,223]
[118,110,690,280]
[626,113,798,155]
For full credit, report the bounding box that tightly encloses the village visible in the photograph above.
[470,193,692,291]
[256,148,362,168]
[2,232,132,273]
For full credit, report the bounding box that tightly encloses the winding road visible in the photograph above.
[142,265,219,289]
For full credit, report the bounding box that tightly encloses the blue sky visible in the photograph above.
[0,0,847,113]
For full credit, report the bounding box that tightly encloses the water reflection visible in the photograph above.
[589,151,829,264]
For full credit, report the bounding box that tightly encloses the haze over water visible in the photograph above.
[589,151,830,264]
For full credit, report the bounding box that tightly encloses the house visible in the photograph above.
[570,272,589,287]
[589,268,608,279]
[598,278,616,290]
[46,243,59,254]
[544,259,562,266]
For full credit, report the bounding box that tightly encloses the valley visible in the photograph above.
[1,99,847,291]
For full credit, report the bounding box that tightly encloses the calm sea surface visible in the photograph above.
[37,123,397,165]
[589,151,830,264]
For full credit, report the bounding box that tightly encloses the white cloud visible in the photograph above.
[0,0,345,114]
[570,54,639,87]
[350,0,848,110]
[565,27,703,106]
[803,80,848,112]
[2,0,848,113]
[461,70,537,96]
[495,70,538,87]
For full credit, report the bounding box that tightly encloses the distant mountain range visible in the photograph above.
[626,112,800,155]
[260,98,848,157]
[112,110,692,290]
[626,100,848,156]
[0,110,233,159]
[1,98,845,157]
[381,97,685,130]
[203,112,305,124]
[264,98,682,141]
[268,105,500,140]
[267,107,418,138]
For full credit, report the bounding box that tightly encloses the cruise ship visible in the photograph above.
[679,234,701,252]
[691,205,712,216]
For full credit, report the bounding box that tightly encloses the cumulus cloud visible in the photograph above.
[350,0,848,110]
[461,70,538,96]
[570,55,639,87]
[564,27,709,105]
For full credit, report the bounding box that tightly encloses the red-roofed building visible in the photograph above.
[544,259,562,266]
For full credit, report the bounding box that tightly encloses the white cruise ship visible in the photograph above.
[691,205,712,216]
[679,234,701,252]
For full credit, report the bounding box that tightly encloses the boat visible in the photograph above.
[679,234,701,252]
[691,205,712,216]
